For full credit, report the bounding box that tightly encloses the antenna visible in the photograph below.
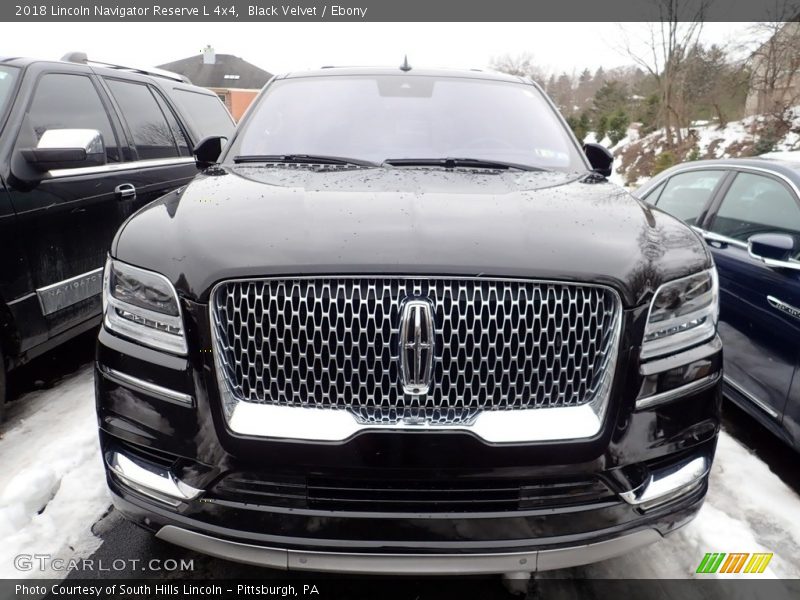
[400,55,411,72]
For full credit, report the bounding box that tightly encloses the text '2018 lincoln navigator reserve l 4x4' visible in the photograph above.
[95,66,722,581]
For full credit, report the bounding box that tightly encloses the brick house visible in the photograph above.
[159,46,272,121]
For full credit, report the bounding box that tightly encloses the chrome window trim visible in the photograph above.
[657,163,800,198]
[691,226,748,250]
[47,156,195,178]
[723,375,779,419]
[208,275,623,444]
[98,364,194,407]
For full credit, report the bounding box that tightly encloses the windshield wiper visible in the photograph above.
[233,154,379,167]
[382,157,545,171]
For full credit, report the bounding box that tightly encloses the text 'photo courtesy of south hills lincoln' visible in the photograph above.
[1,1,800,599]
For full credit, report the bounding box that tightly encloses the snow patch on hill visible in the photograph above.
[587,107,800,188]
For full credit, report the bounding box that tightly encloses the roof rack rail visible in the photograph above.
[61,52,191,84]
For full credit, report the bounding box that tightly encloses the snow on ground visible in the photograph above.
[574,432,800,579]
[0,365,799,579]
[0,365,110,579]
[592,106,800,189]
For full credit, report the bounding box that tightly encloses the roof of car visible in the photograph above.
[279,66,528,84]
[0,55,214,90]
[658,157,800,183]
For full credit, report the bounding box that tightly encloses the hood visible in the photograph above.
[112,166,711,307]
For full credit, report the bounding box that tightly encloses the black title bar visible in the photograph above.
[3,0,800,22]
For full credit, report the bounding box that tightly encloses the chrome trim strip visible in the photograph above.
[663,163,800,198]
[107,451,202,506]
[7,292,37,306]
[691,226,748,250]
[156,525,661,574]
[619,456,709,509]
[36,267,104,315]
[767,295,800,320]
[639,335,722,377]
[635,372,721,411]
[723,375,779,419]
[98,364,194,406]
[209,275,623,444]
[225,400,607,444]
[48,156,195,178]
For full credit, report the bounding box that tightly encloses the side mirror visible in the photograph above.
[583,143,613,177]
[193,136,226,169]
[21,129,105,171]
[748,233,798,269]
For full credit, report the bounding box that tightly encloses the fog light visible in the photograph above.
[107,451,202,507]
[620,456,709,510]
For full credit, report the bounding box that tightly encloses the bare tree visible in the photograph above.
[489,52,547,85]
[746,12,800,122]
[618,0,710,147]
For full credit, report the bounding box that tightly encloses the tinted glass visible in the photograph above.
[655,170,725,225]
[642,180,666,204]
[710,172,800,247]
[153,91,191,157]
[232,75,585,171]
[28,73,120,162]
[105,79,180,160]
[171,89,235,139]
[0,66,18,118]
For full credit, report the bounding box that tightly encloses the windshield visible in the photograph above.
[228,74,586,171]
[0,66,19,119]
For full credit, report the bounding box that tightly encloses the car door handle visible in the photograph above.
[115,183,137,200]
[767,296,800,320]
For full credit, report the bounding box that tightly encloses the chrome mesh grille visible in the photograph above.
[211,278,620,425]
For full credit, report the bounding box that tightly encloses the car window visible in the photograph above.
[654,170,725,225]
[152,91,191,157]
[230,75,587,171]
[0,66,19,120]
[170,88,235,140]
[105,78,183,160]
[28,73,120,162]
[709,172,800,253]
[641,180,666,204]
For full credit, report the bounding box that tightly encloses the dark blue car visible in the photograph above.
[636,157,800,451]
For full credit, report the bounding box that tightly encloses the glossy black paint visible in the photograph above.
[113,167,711,308]
[0,56,234,373]
[636,158,800,450]
[583,143,614,177]
[98,68,722,557]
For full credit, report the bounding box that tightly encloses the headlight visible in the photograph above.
[641,268,718,359]
[103,257,187,355]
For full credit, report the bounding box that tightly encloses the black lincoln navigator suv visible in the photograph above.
[95,66,722,580]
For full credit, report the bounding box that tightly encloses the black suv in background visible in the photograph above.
[0,54,234,417]
[96,67,722,583]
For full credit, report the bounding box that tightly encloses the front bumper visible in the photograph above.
[154,525,661,574]
[94,296,722,574]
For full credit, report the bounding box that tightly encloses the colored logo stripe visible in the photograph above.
[744,553,773,574]
[720,553,749,573]
[697,553,726,573]
[696,552,773,574]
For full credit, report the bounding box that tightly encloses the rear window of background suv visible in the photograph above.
[170,88,235,141]
[0,65,19,119]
